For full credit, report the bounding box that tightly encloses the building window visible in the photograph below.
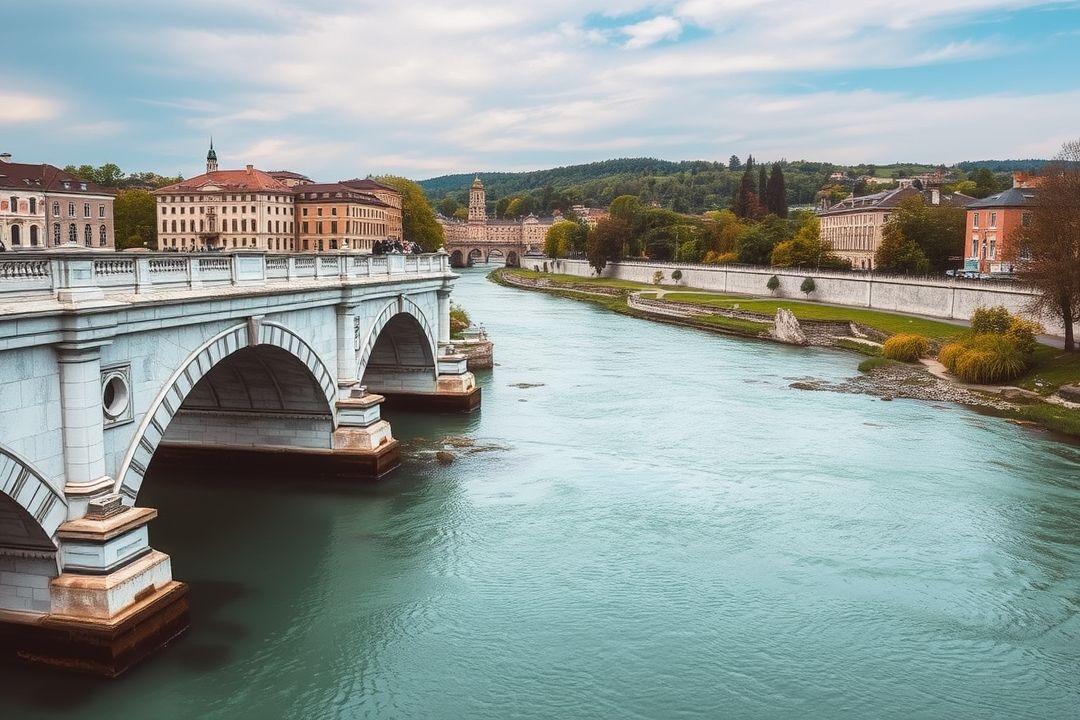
[99,225,107,246]
[84,224,92,246]
[68,224,77,243]
[83,203,90,218]
[9,196,17,213]
[29,197,36,214]
[971,238,977,257]
[52,201,60,216]
[29,225,38,245]
[68,202,75,217]
[10,226,20,245]
[972,212,979,229]
[989,212,997,228]
[989,239,996,259]
[302,221,309,234]
[53,223,61,245]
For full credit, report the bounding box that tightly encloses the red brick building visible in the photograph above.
[964,173,1040,273]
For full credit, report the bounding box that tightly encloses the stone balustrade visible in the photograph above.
[0,249,449,302]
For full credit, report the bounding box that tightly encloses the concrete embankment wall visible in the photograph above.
[521,257,1074,338]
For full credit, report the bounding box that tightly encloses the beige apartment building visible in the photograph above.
[340,178,403,241]
[295,183,390,252]
[817,186,973,270]
[0,153,115,250]
[154,147,295,251]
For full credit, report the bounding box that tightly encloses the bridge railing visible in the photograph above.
[0,249,450,300]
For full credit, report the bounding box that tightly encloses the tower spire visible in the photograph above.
[206,137,219,173]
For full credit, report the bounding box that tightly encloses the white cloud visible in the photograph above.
[0,91,60,123]
[64,0,1079,175]
[622,15,682,49]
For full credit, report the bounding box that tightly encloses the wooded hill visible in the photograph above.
[418,157,1050,216]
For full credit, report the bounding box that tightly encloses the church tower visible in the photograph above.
[468,175,486,223]
[206,138,218,173]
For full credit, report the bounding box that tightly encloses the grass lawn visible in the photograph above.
[510,269,654,291]
[1016,345,1080,394]
[662,292,965,340]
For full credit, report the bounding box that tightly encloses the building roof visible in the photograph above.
[966,186,1038,209]
[155,166,291,194]
[293,183,389,206]
[339,178,400,194]
[269,170,311,182]
[0,161,116,195]
[819,187,974,215]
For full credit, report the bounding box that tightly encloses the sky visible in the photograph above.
[2,0,1079,180]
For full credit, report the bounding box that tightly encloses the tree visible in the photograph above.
[494,197,511,218]
[972,168,1000,199]
[544,220,579,258]
[732,156,762,219]
[113,189,156,250]
[587,217,630,273]
[800,277,816,297]
[765,163,788,218]
[437,195,459,217]
[767,275,780,294]
[505,196,533,218]
[880,195,965,273]
[875,221,931,274]
[376,176,444,251]
[728,155,742,171]
[609,195,642,223]
[1017,139,1080,350]
[758,165,768,207]
[736,214,787,264]
[769,215,846,268]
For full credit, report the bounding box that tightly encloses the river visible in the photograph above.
[3,267,1078,719]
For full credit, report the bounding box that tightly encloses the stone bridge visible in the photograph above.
[445,241,538,268]
[0,248,478,675]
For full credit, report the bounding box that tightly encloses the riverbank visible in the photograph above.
[491,267,1080,439]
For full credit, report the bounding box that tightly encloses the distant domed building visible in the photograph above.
[438,176,557,252]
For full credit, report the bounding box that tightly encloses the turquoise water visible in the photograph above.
[2,268,1078,719]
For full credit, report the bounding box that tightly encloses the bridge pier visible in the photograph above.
[376,351,481,413]
[0,495,188,677]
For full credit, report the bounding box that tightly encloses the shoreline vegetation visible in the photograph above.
[489,267,1080,440]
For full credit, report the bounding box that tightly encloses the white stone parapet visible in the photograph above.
[0,250,450,303]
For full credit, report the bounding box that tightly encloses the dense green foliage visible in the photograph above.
[63,163,183,190]
[544,220,586,258]
[449,305,470,339]
[800,277,816,297]
[114,189,157,250]
[587,217,630,273]
[939,307,1041,383]
[375,176,444,251]
[882,333,930,362]
[874,196,965,273]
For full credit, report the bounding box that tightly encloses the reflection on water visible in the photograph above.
[2,268,1078,720]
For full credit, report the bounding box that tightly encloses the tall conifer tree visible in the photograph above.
[765,163,788,218]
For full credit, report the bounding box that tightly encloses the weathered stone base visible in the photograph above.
[380,387,482,413]
[0,581,190,677]
[153,440,401,479]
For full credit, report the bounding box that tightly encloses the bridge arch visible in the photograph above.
[115,320,338,502]
[467,248,484,265]
[449,249,465,268]
[486,248,505,264]
[355,296,438,385]
[506,250,520,267]
[0,443,67,545]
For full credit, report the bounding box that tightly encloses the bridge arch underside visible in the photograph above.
[448,246,522,268]
[360,313,437,397]
[123,337,338,498]
[0,447,66,613]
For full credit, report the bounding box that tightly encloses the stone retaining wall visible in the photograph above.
[526,257,1075,337]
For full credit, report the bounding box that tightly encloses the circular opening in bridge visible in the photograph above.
[102,373,130,420]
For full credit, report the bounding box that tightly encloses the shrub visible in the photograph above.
[971,306,1012,334]
[1006,317,1042,356]
[671,269,683,282]
[800,277,816,297]
[882,333,930,362]
[951,334,1027,384]
[449,305,470,339]
[766,275,780,293]
[937,341,967,372]
[652,270,664,285]
[714,252,738,265]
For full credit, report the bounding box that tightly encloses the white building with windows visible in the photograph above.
[0,153,115,250]
[154,146,296,252]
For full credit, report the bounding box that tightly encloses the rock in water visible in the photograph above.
[770,308,808,345]
[436,451,455,465]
